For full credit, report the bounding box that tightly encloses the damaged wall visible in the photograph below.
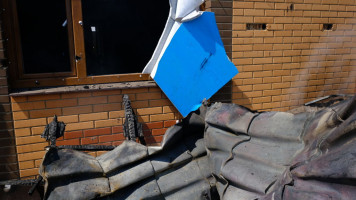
[2,0,356,182]
[231,0,356,111]
[11,89,180,179]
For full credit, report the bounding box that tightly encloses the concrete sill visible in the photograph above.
[9,81,157,97]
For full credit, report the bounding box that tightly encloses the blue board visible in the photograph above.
[154,12,238,117]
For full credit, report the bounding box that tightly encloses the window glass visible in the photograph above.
[81,0,169,76]
[17,0,71,74]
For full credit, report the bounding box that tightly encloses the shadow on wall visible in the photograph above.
[231,86,252,110]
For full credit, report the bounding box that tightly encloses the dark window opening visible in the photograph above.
[16,0,71,74]
[246,23,267,30]
[323,24,334,31]
[82,0,169,76]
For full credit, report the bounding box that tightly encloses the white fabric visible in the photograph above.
[175,0,204,20]
[142,0,204,74]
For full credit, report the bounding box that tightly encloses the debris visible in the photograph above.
[38,95,356,200]
[41,115,66,147]
[122,94,145,144]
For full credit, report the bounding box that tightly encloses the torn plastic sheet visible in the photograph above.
[153,12,238,117]
[175,0,204,20]
[143,0,238,117]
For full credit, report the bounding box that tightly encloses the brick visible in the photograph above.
[46,98,77,108]
[66,121,94,131]
[263,76,282,84]
[17,142,48,153]
[84,127,111,137]
[112,126,124,133]
[81,137,98,145]
[163,106,178,113]
[61,92,91,99]
[164,120,177,128]
[150,113,174,122]
[64,130,83,140]
[274,17,293,24]
[122,88,148,94]
[99,134,125,143]
[13,111,29,120]
[62,105,92,115]
[11,96,27,103]
[136,92,162,100]
[79,96,107,105]
[27,94,60,101]
[109,110,125,118]
[19,161,34,170]
[131,101,149,108]
[253,84,272,91]
[12,101,45,111]
[265,10,285,16]
[233,16,253,23]
[113,141,123,146]
[16,135,46,145]
[149,99,172,107]
[14,118,47,128]
[30,108,62,118]
[244,9,264,16]
[93,103,122,112]
[143,122,164,130]
[234,2,253,9]
[254,17,273,23]
[18,151,45,162]
[20,168,39,177]
[244,91,263,98]
[312,4,330,11]
[92,90,121,96]
[108,95,124,103]
[233,9,243,16]
[263,102,281,109]
[57,138,80,146]
[137,115,150,123]
[145,136,163,144]
[136,107,162,115]
[252,97,271,104]
[31,126,45,136]
[152,128,168,136]
[273,82,291,89]
[15,128,31,137]
[95,119,122,128]
[263,89,282,96]
[254,2,274,9]
[79,112,108,122]
[56,115,79,123]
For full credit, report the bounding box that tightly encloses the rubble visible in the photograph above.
[38,95,356,200]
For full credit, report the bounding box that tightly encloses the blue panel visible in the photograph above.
[154,12,238,117]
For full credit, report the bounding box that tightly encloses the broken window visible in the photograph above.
[3,0,169,88]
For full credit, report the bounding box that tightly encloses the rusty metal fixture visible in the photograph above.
[122,94,145,144]
[57,145,116,151]
[41,115,66,147]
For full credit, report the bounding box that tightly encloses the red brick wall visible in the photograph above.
[11,88,180,179]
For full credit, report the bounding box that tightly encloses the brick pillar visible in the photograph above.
[0,5,19,180]
[206,0,234,103]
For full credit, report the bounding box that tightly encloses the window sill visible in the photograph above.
[9,80,157,97]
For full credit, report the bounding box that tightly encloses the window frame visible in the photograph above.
[1,0,150,89]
